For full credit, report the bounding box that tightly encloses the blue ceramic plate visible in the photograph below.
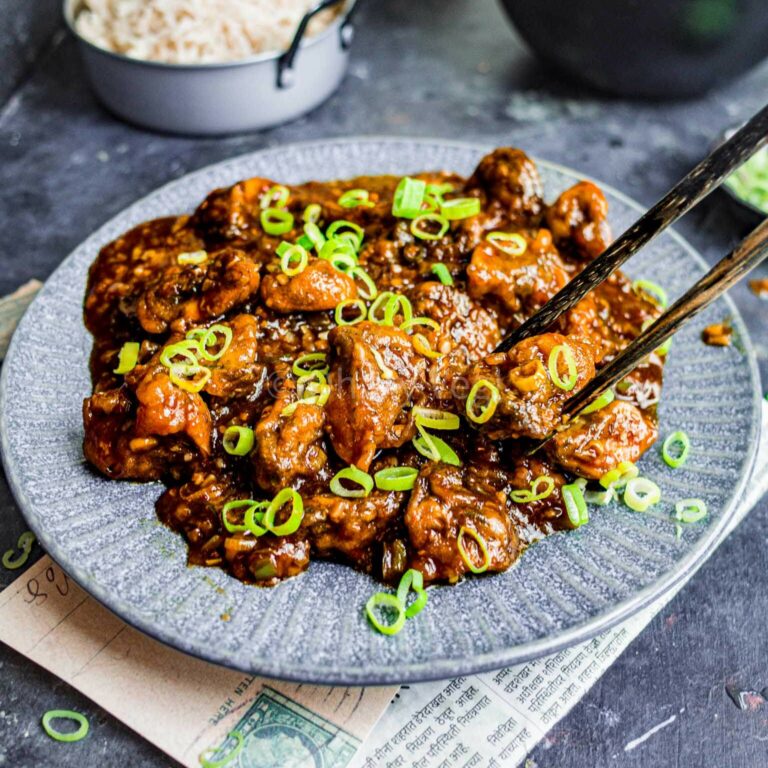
[0,139,760,684]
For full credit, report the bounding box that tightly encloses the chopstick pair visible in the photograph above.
[492,103,768,447]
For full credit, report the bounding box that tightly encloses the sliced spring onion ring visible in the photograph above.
[457,526,490,574]
[466,379,501,424]
[412,429,461,466]
[366,592,406,635]
[221,499,255,534]
[581,388,615,415]
[383,294,413,326]
[396,568,428,619]
[244,501,270,536]
[2,531,35,570]
[401,316,441,334]
[113,341,140,375]
[486,231,527,256]
[197,324,233,362]
[279,243,309,276]
[330,466,374,498]
[259,184,289,209]
[374,466,419,492]
[350,266,378,300]
[260,207,294,236]
[222,426,254,457]
[335,298,368,326]
[440,197,481,220]
[292,352,328,377]
[509,476,555,504]
[304,221,326,251]
[599,461,639,490]
[662,431,690,469]
[548,344,578,392]
[562,482,589,527]
[623,477,661,512]
[371,347,396,380]
[430,263,454,286]
[674,498,708,524]
[169,363,211,393]
[326,220,364,249]
[41,710,89,743]
[633,279,669,308]
[392,177,427,218]
[426,182,455,199]
[199,731,244,768]
[263,488,304,536]
[412,407,460,431]
[410,213,449,241]
[281,371,330,416]
[412,333,441,359]
[319,238,358,272]
[296,233,314,251]
[338,188,374,208]
[177,250,208,265]
[303,203,321,224]
[160,338,200,369]
[584,486,616,506]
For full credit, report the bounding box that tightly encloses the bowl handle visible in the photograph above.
[277,0,354,89]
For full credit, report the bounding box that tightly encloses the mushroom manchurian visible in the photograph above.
[82,148,664,588]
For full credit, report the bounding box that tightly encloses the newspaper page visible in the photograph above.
[354,402,768,768]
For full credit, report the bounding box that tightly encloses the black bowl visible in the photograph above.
[499,0,768,98]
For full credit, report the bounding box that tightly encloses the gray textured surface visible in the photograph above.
[2,138,760,686]
[1,0,768,765]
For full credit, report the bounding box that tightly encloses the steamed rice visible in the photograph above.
[74,0,340,64]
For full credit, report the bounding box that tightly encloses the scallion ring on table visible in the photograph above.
[580,388,615,415]
[374,466,419,492]
[330,466,374,498]
[326,219,365,249]
[662,430,690,469]
[548,343,578,392]
[410,213,449,241]
[509,475,555,504]
[292,352,328,377]
[279,243,309,276]
[392,176,427,219]
[632,279,669,308]
[430,263,454,286]
[199,731,245,768]
[169,363,211,393]
[584,487,616,506]
[457,526,490,574]
[412,428,462,466]
[338,188,374,208]
[177,250,208,265]
[413,406,460,431]
[350,266,378,300]
[623,477,661,512]
[260,207,294,236]
[41,710,89,743]
[113,341,140,375]
[303,203,322,224]
[304,221,326,251]
[440,197,481,220]
[259,184,289,209]
[365,591,406,635]
[486,231,527,256]
[196,324,233,362]
[396,568,428,619]
[599,461,639,490]
[222,426,254,457]
[674,498,708,524]
[465,378,501,424]
[562,482,589,527]
[263,488,304,536]
[334,298,368,326]
[2,531,35,570]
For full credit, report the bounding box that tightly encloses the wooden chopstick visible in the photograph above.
[525,217,768,455]
[495,102,768,354]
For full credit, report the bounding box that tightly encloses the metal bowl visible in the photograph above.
[64,0,357,135]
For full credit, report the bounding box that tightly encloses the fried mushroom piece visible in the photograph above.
[260,258,358,313]
[405,462,518,583]
[466,147,544,222]
[135,247,261,334]
[252,385,330,494]
[465,333,597,441]
[325,321,427,470]
[547,400,657,479]
[545,181,611,261]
